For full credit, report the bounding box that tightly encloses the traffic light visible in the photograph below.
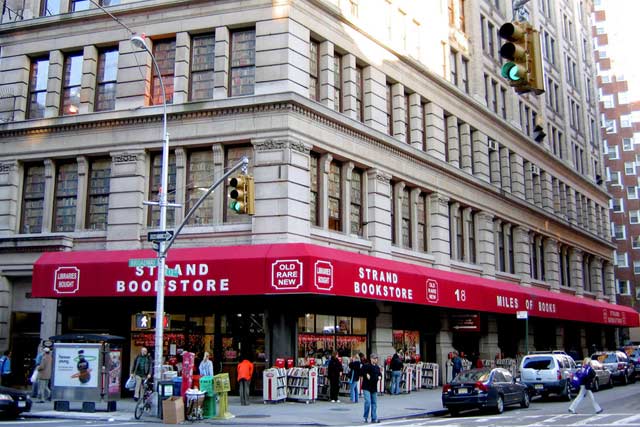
[498,21,545,95]
[228,174,255,215]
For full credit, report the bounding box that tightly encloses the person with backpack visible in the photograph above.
[389,351,403,395]
[348,353,363,403]
[568,357,603,414]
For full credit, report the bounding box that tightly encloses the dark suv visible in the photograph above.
[591,351,635,385]
[620,346,640,378]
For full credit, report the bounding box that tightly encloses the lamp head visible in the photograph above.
[131,33,147,50]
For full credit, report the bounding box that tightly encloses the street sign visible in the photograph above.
[129,258,158,267]
[165,267,179,277]
[147,230,174,242]
[516,310,528,319]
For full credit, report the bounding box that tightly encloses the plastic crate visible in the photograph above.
[203,396,216,418]
[199,376,214,397]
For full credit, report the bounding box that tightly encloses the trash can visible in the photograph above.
[172,377,182,396]
[185,390,206,421]
[156,380,175,418]
[199,376,216,418]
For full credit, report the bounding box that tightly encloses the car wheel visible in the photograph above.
[608,376,614,388]
[520,391,530,408]
[449,408,460,417]
[495,395,504,414]
[592,378,599,392]
[540,391,549,400]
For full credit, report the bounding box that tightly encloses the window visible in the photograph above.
[28,58,49,119]
[230,29,256,97]
[185,150,214,226]
[386,83,393,134]
[296,314,367,358]
[148,152,176,227]
[95,48,118,111]
[618,280,630,295]
[621,114,632,128]
[450,204,476,263]
[401,187,411,249]
[614,224,626,240]
[461,57,469,93]
[190,34,215,101]
[611,198,623,212]
[635,261,640,275]
[623,138,633,151]
[71,0,90,11]
[328,160,342,231]
[450,49,458,86]
[350,168,363,236]
[626,162,636,175]
[309,40,320,101]
[225,146,253,222]
[610,171,621,186]
[632,236,640,249]
[333,53,342,111]
[417,193,429,252]
[632,210,640,224]
[21,164,45,233]
[616,252,628,268]
[54,162,78,232]
[310,152,319,226]
[100,0,120,5]
[41,0,62,15]
[355,65,363,121]
[627,186,638,199]
[608,144,619,160]
[150,39,176,106]
[86,158,111,230]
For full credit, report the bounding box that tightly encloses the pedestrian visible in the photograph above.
[131,347,151,401]
[451,351,463,379]
[0,350,11,386]
[389,351,403,395]
[348,352,363,403]
[327,351,343,402]
[199,351,213,377]
[237,355,254,406]
[361,353,381,423]
[36,348,52,402]
[568,358,602,415]
[31,346,44,398]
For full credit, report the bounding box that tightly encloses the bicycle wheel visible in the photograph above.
[134,399,145,419]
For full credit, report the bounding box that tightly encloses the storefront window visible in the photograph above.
[297,314,367,358]
[392,329,420,361]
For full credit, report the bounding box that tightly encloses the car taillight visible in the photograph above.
[557,371,562,380]
[443,384,451,393]
[618,363,626,370]
[474,381,488,392]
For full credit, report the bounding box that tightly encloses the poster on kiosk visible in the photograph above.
[52,343,103,401]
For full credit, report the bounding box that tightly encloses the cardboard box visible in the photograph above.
[162,396,185,424]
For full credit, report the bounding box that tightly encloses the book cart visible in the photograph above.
[262,368,287,403]
[420,363,439,389]
[286,367,318,403]
[316,366,329,400]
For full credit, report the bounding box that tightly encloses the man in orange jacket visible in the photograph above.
[237,356,254,406]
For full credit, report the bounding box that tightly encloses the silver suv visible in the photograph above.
[519,351,576,400]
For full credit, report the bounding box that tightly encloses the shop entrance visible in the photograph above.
[10,312,41,387]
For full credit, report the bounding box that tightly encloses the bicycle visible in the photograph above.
[134,378,156,420]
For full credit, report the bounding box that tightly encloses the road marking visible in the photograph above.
[617,414,640,425]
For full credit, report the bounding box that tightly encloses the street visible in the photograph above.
[5,382,640,427]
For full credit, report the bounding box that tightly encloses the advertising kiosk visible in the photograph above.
[49,334,124,412]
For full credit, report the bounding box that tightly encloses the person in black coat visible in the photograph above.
[348,352,364,403]
[327,351,343,402]
[390,352,403,395]
[361,354,382,423]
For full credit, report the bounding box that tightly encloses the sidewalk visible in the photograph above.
[24,388,448,425]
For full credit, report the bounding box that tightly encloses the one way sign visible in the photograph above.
[147,230,174,242]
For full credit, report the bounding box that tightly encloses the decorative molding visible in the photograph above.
[253,139,308,154]
[0,162,16,173]
[112,153,139,163]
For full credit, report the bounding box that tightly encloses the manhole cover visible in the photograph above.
[235,414,270,419]
[329,407,350,412]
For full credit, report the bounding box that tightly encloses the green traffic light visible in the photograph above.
[501,62,523,81]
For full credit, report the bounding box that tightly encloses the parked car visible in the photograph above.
[573,359,613,392]
[519,351,576,400]
[0,386,31,419]
[591,351,635,385]
[620,346,640,377]
[442,367,530,416]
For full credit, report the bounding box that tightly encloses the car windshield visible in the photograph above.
[522,356,553,369]
[454,370,490,383]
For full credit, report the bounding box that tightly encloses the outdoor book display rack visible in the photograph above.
[262,368,287,403]
[286,367,318,403]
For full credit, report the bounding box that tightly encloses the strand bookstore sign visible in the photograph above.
[32,243,639,328]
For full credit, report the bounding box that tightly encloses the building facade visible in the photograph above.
[0,0,636,388]
[592,1,640,342]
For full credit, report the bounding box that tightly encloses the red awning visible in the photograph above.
[32,243,639,327]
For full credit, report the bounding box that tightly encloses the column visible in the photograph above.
[472,130,490,182]
[45,50,63,118]
[0,276,10,352]
[588,199,597,233]
[391,83,406,142]
[424,102,446,161]
[363,65,387,133]
[489,144,500,187]
[255,18,309,97]
[524,161,534,203]
[0,54,29,121]
[42,159,55,233]
[318,153,332,229]
[252,139,312,244]
[571,249,584,296]
[513,226,531,278]
[173,148,186,224]
[541,171,554,213]
[459,123,472,173]
[478,315,499,361]
[430,193,451,267]
[552,177,561,214]
[341,162,355,235]
[475,211,495,276]
[567,187,577,225]
[393,182,405,247]
[499,146,511,193]
[371,302,394,360]
[544,238,560,290]
[409,93,423,149]
[511,153,525,199]
[173,32,190,104]
[436,311,453,384]
[342,54,358,120]
[0,161,19,235]
[449,202,460,261]
[604,262,615,303]
[366,169,392,258]
[116,39,151,110]
[75,156,88,230]
[213,26,230,100]
[106,151,147,250]
[409,187,421,251]
[446,116,459,167]
[319,41,335,110]
[80,45,98,114]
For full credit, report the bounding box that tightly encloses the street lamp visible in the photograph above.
[131,33,170,411]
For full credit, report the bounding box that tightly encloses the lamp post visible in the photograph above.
[131,33,169,412]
